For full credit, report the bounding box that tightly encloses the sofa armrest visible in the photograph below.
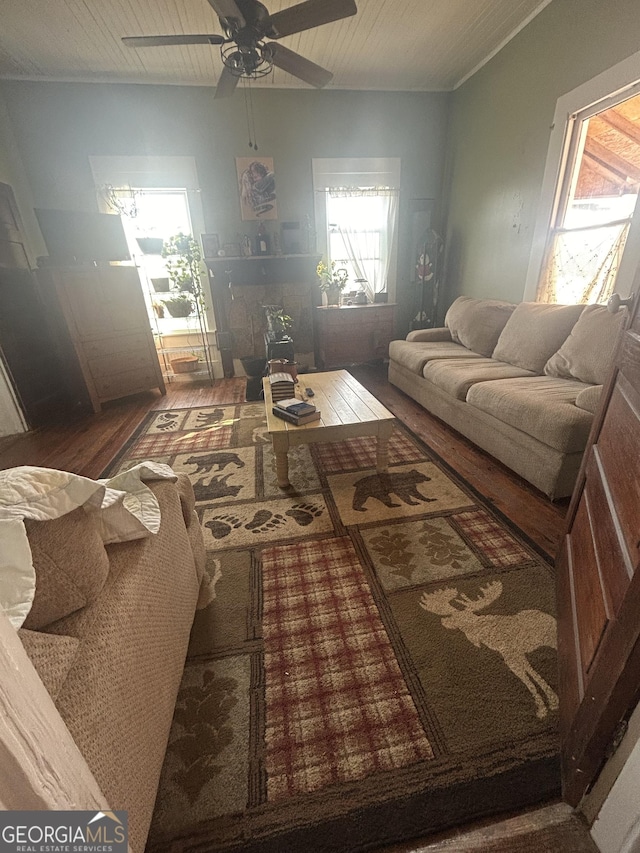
[406,327,452,343]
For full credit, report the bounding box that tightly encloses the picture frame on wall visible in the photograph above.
[236,156,278,221]
[201,233,220,258]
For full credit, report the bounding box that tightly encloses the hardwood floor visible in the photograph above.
[0,367,593,850]
[0,366,567,559]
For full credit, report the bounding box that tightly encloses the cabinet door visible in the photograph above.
[557,288,640,805]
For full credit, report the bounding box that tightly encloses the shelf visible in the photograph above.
[204,253,318,262]
[156,344,207,354]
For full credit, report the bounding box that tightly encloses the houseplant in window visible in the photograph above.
[162,232,202,294]
[162,232,203,318]
[164,293,194,318]
[317,259,348,306]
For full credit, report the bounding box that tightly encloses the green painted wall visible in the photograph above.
[445,0,640,306]
[0,81,450,334]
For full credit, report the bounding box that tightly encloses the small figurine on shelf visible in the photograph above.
[241,234,252,257]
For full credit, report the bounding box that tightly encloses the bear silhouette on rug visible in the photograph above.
[352,469,436,512]
[193,473,242,502]
[186,451,245,475]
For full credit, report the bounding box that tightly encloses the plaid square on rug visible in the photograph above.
[107,401,560,853]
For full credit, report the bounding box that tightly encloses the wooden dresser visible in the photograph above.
[37,264,165,413]
[314,303,396,370]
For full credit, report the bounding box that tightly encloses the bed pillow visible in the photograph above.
[493,302,585,373]
[444,296,517,357]
[545,304,625,386]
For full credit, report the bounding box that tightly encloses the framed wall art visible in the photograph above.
[236,156,278,221]
[201,233,220,258]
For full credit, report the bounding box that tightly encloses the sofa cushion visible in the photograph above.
[444,296,517,357]
[466,376,594,453]
[18,628,80,699]
[22,507,110,631]
[423,358,537,401]
[575,384,603,415]
[388,340,482,376]
[544,304,624,386]
[493,302,585,373]
[406,327,452,343]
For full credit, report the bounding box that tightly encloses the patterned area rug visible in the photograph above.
[109,402,560,853]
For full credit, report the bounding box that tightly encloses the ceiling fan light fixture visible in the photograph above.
[220,42,273,78]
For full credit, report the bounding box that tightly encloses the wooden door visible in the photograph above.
[557,285,640,805]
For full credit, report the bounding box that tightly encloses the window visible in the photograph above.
[526,49,640,303]
[536,92,640,304]
[326,190,398,301]
[313,159,401,302]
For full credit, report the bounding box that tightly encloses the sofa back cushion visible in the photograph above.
[444,296,517,357]
[22,507,110,630]
[493,302,585,373]
[544,304,625,386]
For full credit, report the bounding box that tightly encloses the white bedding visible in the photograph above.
[0,462,176,628]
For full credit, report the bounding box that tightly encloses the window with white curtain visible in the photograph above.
[313,159,401,302]
[326,188,399,302]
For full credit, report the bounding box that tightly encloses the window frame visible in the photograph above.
[524,48,640,301]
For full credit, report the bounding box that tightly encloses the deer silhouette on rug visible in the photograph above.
[419,580,558,719]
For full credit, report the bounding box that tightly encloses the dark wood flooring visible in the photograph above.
[0,366,594,850]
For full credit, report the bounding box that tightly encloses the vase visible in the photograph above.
[326,286,342,307]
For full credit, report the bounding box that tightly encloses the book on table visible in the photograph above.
[268,372,296,401]
[275,397,317,417]
[272,407,321,426]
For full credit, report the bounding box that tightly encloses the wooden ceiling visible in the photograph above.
[0,0,552,92]
[576,94,640,198]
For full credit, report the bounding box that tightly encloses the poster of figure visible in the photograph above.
[236,157,278,221]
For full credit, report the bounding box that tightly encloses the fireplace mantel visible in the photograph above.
[206,254,321,377]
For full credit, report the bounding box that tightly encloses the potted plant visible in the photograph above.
[162,233,203,297]
[164,294,194,318]
[263,304,293,340]
[317,259,348,306]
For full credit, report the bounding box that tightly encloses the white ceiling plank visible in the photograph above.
[0,0,554,91]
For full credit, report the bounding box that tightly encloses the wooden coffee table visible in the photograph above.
[263,369,396,488]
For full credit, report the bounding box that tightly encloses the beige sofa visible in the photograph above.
[16,475,205,853]
[388,296,624,499]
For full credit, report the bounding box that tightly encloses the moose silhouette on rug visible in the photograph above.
[352,469,437,512]
[419,581,558,719]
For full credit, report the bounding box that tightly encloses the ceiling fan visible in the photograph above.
[122,0,357,99]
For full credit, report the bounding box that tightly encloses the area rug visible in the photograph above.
[107,401,560,853]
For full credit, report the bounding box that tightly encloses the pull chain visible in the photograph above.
[243,80,254,149]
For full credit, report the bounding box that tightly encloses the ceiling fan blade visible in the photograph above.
[206,0,246,29]
[123,34,225,47]
[268,0,357,38]
[267,42,333,88]
[214,65,241,99]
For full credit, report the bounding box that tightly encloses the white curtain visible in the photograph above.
[536,219,630,304]
[328,188,399,302]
